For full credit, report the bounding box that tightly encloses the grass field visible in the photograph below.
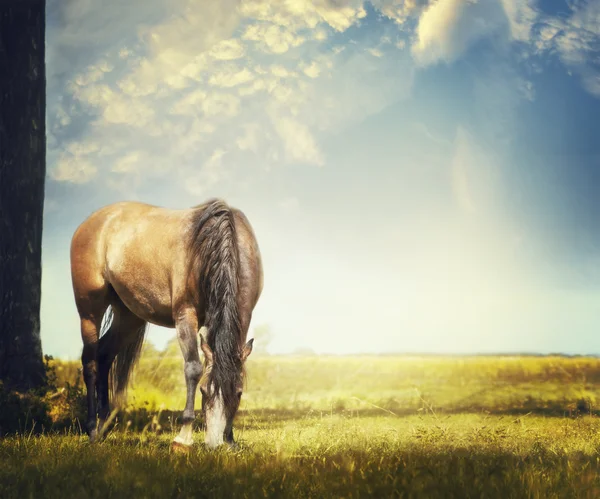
[3,350,600,498]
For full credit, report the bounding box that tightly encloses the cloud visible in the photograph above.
[367,47,384,57]
[208,38,246,61]
[74,83,156,127]
[451,127,499,216]
[498,0,538,43]
[51,153,98,184]
[185,148,227,196]
[112,151,144,174]
[302,61,321,78]
[236,123,263,153]
[46,0,427,197]
[372,0,430,26]
[451,130,476,214]
[239,0,367,33]
[242,23,307,54]
[551,1,600,97]
[272,116,324,166]
[496,0,600,98]
[208,67,255,88]
[411,0,506,66]
[291,44,415,133]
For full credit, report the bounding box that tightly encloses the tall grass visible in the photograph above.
[2,349,600,497]
[48,347,600,419]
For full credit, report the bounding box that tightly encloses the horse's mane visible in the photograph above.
[188,199,243,416]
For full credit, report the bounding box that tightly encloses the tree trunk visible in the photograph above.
[0,0,47,391]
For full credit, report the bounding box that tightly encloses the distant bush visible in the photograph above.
[35,347,600,435]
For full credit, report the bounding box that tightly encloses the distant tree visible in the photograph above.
[140,341,160,360]
[291,347,316,357]
[0,0,47,391]
[163,335,184,358]
[251,324,273,356]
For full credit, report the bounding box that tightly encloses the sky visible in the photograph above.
[42,0,600,359]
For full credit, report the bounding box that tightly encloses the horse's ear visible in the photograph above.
[200,332,213,363]
[242,338,254,361]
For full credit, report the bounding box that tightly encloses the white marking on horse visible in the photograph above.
[204,387,227,449]
[174,421,194,447]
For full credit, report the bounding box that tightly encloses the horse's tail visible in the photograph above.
[100,308,147,406]
[190,199,242,412]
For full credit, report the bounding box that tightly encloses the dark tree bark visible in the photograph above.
[0,0,47,391]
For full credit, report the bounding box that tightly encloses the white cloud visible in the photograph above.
[209,38,246,60]
[169,89,207,115]
[208,66,255,87]
[412,0,505,67]
[201,92,241,117]
[452,134,476,215]
[372,0,430,26]
[498,0,538,43]
[185,148,227,196]
[316,1,367,31]
[499,0,600,98]
[236,123,263,153]
[367,47,384,57]
[270,64,299,80]
[272,115,324,166]
[47,0,425,192]
[73,60,114,86]
[239,0,367,33]
[302,61,321,78]
[451,127,499,216]
[175,119,216,160]
[242,23,307,54]
[51,154,98,184]
[471,61,526,148]
[552,1,600,97]
[290,45,415,133]
[517,77,535,101]
[111,1,241,96]
[112,151,144,173]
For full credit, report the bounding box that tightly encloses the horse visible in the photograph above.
[69,198,263,449]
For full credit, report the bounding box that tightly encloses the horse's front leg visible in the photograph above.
[172,308,201,450]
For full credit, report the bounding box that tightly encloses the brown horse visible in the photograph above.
[70,198,263,449]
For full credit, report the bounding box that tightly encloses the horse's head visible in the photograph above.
[199,333,253,449]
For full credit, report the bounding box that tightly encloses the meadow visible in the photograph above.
[2,342,600,498]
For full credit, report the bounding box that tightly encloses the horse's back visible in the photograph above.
[70,200,263,327]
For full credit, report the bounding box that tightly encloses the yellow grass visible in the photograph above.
[3,350,599,498]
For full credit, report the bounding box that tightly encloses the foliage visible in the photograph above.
[0,381,51,436]
[252,324,274,356]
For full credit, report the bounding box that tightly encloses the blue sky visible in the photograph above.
[42,0,600,359]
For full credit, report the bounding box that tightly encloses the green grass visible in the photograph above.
[2,414,600,498]
[3,353,600,498]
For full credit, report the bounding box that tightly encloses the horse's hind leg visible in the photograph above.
[97,302,146,436]
[97,315,118,433]
[73,272,110,441]
[79,308,107,442]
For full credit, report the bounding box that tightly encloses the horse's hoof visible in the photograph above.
[171,441,192,454]
[88,429,99,443]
